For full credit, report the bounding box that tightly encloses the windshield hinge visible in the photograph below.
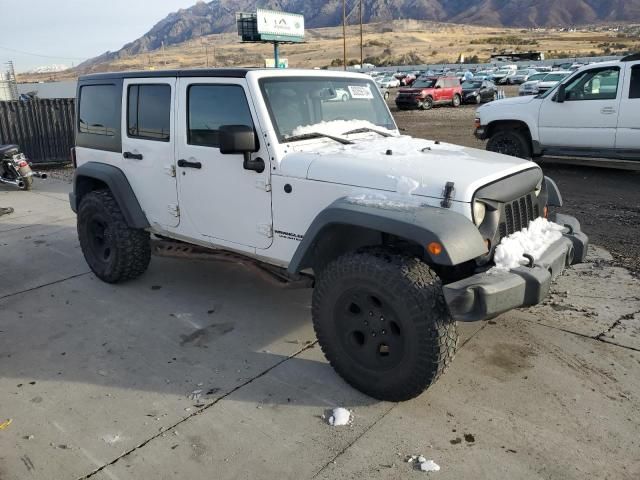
[257,223,273,238]
[255,179,272,192]
[441,182,455,208]
[168,204,180,217]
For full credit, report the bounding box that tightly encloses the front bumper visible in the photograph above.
[474,126,488,140]
[395,96,423,108]
[443,214,589,322]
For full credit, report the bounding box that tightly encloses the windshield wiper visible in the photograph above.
[342,127,393,138]
[284,132,354,145]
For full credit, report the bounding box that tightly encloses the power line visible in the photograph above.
[0,45,87,61]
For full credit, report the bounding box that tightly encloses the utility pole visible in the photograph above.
[359,0,363,69]
[342,0,347,70]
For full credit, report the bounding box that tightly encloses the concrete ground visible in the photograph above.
[1,179,639,480]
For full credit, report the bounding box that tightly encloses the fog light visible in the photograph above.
[427,242,443,256]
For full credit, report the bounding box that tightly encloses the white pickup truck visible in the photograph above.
[475,54,640,161]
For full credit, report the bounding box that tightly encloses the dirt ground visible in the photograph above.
[388,85,640,277]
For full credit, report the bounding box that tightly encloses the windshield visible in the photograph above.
[260,77,396,142]
[527,73,547,82]
[412,78,437,88]
[543,73,569,82]
[462,81,482,89]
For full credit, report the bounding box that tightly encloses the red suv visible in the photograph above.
[395,76,462,110]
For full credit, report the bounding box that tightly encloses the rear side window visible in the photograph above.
[127,84,171,141]
[187,85,254,148]
[78,85,119,136]
[630,66,640,99]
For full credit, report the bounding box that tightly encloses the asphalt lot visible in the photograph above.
[1,101,640,479]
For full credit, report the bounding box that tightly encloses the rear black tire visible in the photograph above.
[452,94,461,107]
[77,190,151,283]
[312,250,458,401]
[486,129,532,159]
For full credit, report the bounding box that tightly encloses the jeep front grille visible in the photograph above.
[498,193,540,239]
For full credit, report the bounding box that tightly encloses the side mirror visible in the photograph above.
[555,84,566,103]
[435,85,442,89]
[218,125,264,173]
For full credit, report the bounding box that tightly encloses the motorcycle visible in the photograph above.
[0,144,47,191]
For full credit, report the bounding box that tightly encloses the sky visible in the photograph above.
[1,0,199,72]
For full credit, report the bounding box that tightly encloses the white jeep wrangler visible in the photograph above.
[70,68,588,401]
[476,53,640,161]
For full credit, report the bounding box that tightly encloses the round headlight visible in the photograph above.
[473,201,486,226]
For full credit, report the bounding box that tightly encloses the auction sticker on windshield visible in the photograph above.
[348,85,374,99]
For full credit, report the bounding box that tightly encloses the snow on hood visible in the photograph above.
[278,134,537,203]
[290,120,389,138]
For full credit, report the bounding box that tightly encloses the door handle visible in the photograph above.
[177,159,202,169]
[600,107,616,115]
[123,151,143,160]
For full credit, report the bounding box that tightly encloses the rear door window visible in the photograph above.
[79,85,119,136]
[127,84,171,141]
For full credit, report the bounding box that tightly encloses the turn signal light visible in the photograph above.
[427,242,443,256]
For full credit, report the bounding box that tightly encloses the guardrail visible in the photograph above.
[0,98,74,165]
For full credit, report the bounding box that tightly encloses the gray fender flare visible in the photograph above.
[287,197,487,274]
[69,162,149,229]
[543,176,562,207]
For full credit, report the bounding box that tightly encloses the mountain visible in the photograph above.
[82,0,640,65]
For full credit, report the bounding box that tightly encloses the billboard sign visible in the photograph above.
[256,9,304,42]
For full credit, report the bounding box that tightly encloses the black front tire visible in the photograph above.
[421,97,434,110]
[312,250,458,401]
[77,190,151,283]
[486,129,532,159]
[452,94,461,107]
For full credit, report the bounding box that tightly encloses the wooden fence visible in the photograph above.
[0,99,75,164]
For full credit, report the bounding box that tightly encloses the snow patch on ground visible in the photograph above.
[492,217,565,271]
[327,407,352,426]
[407,455,440,472]
[419,460,441,472]
[290,120,392,138]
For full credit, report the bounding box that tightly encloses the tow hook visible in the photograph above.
[522,253,535,268]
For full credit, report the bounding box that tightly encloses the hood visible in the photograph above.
[479,95,537,109]
[398,87,431,94]
[278,135,537,203]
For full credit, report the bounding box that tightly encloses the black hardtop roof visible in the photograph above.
[79,68,258,82]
